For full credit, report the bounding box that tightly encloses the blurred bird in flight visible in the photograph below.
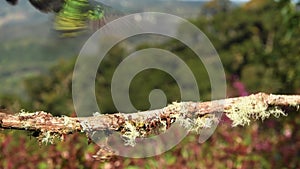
[6,0,118,37]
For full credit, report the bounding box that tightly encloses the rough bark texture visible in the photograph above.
[0,93,299,135]
[1,92,299,160]
[0,93,300,134]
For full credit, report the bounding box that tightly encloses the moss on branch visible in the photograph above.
[0,92,299,158]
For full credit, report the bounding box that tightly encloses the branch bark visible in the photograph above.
[0,92,299,139]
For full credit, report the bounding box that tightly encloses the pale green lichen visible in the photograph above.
[175,114,218,133]
[22,121,31,129]
[225,95,286,127]
[18,110,36,129]
[189,114,219,133]
[40,131,58,145]
[62,115,72,126]
[268,106,288,118]
[169,102,190,127]
[168,102,219,133]
[122,121,140,147]
[158,120,167,133]
[18,110,36,116]
[169,102,191,130]
[175,116,192,130]
[93,112,101,116]
[61,115,79,133]
[270,94,299,110]
[288,100,300,110]
[80,120,92,132]
[168,102,189,115]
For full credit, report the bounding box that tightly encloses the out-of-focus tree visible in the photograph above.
[202,0,232,16]
[23,59,75,116]
[195,0,300,95]
[277,0,300,40]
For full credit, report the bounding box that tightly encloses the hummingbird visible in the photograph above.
[5,0,112,37]
[6,0,64,12]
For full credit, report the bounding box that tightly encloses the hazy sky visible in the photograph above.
[180,0,249,1]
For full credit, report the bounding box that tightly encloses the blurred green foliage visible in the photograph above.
[194,0,300,94]
[1,0,300,168]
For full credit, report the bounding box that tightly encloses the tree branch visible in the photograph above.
[0,93,299,142]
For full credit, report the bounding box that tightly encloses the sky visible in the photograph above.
[179,0,249,1]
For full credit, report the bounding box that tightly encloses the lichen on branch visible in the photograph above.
[0,93,299,146]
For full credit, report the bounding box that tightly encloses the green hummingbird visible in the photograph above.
[6,0,110,37]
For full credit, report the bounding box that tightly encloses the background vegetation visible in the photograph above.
[0,0,299,168]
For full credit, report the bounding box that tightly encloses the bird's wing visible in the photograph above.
[6,0,18,5]
[28,0,64,13]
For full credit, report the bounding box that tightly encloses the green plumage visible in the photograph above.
[6,0,106,37]
[54,0,105,37]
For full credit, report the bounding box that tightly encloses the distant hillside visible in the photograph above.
[0,1,89,96]
[100,0,206,18]
[0,0,225,97]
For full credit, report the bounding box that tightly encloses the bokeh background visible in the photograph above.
[0,0,299,168]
